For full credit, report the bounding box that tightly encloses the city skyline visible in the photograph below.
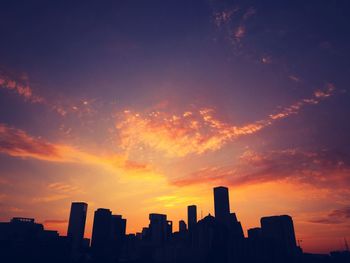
[1,0,350,255]
[1,185,312,263]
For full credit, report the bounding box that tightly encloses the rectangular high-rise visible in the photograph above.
[260,215,297,257]
[214,186,230,223]
[149,213,168,245]
[187,205,197,230]
[91,208,112,253]
[67,202,88,251]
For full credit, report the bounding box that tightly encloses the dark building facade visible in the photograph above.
[214,186,230,224]
[261,215,297,257]
[91,208,113,258]
[67,202,87,254]
[187,205,197,230]
[148,213,169,245]
[179,220,187,233]
[111,215,127,243]
[0,217,70,263]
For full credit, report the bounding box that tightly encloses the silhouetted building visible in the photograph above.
[261,215,298,259]
[67,202,87,255]
[0,186,341,263]
[0,217,69,263]
[149,213,169,245]
[179,220,187,233]
[214,186,230,224]
[91,208,112,258]
[167,220,173,238]
[193,214,229,262]
[248,227,262,239]
[111,215,127,259]
[187,205,197,230]
[111,215,126,242]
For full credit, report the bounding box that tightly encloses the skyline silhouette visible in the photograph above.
[1,185,349,262]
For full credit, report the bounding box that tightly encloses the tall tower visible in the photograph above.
[187,205,197,230]
[67,202,88,250]
[214,186,230,223]
[91,208,112,253]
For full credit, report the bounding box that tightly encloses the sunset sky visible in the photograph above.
[0,0,350,254]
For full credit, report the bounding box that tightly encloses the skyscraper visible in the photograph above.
[149,213,168,245]
[67,202,88,251]
[187,205,197,230]
[91,208,112,254]
[214,186,230,224]
[260,215,297,256]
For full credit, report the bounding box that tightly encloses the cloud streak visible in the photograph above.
[116,84,336,157]
[309,207,350,224]
[173,148,350,189]
[0,70,99,119]
[0,73,44,103]
[0,123,150,174]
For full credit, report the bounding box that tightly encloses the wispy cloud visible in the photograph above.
[173,148,350,188]
[309,207,350,224]
[0,123,150,174]
[48,182,81,194]
[116,108,264,157]
[0,73,44,103]
[213,5,256,50]
[269,83,335,120]
[116,84,336,157]
[233,25,246,41]
[0,70,99,119]
[289,75,301,83]
[213,8,238,27]
[242,7,256,20]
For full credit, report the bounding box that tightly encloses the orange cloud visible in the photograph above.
[116,108,264,157]
[116,84,336,157]
[48,182,81,194]
[269,83,335,120]
[0,123,150,174]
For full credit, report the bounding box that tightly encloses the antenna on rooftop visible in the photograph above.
[345,238,349,251]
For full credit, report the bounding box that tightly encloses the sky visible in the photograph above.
[0,0,350,254]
